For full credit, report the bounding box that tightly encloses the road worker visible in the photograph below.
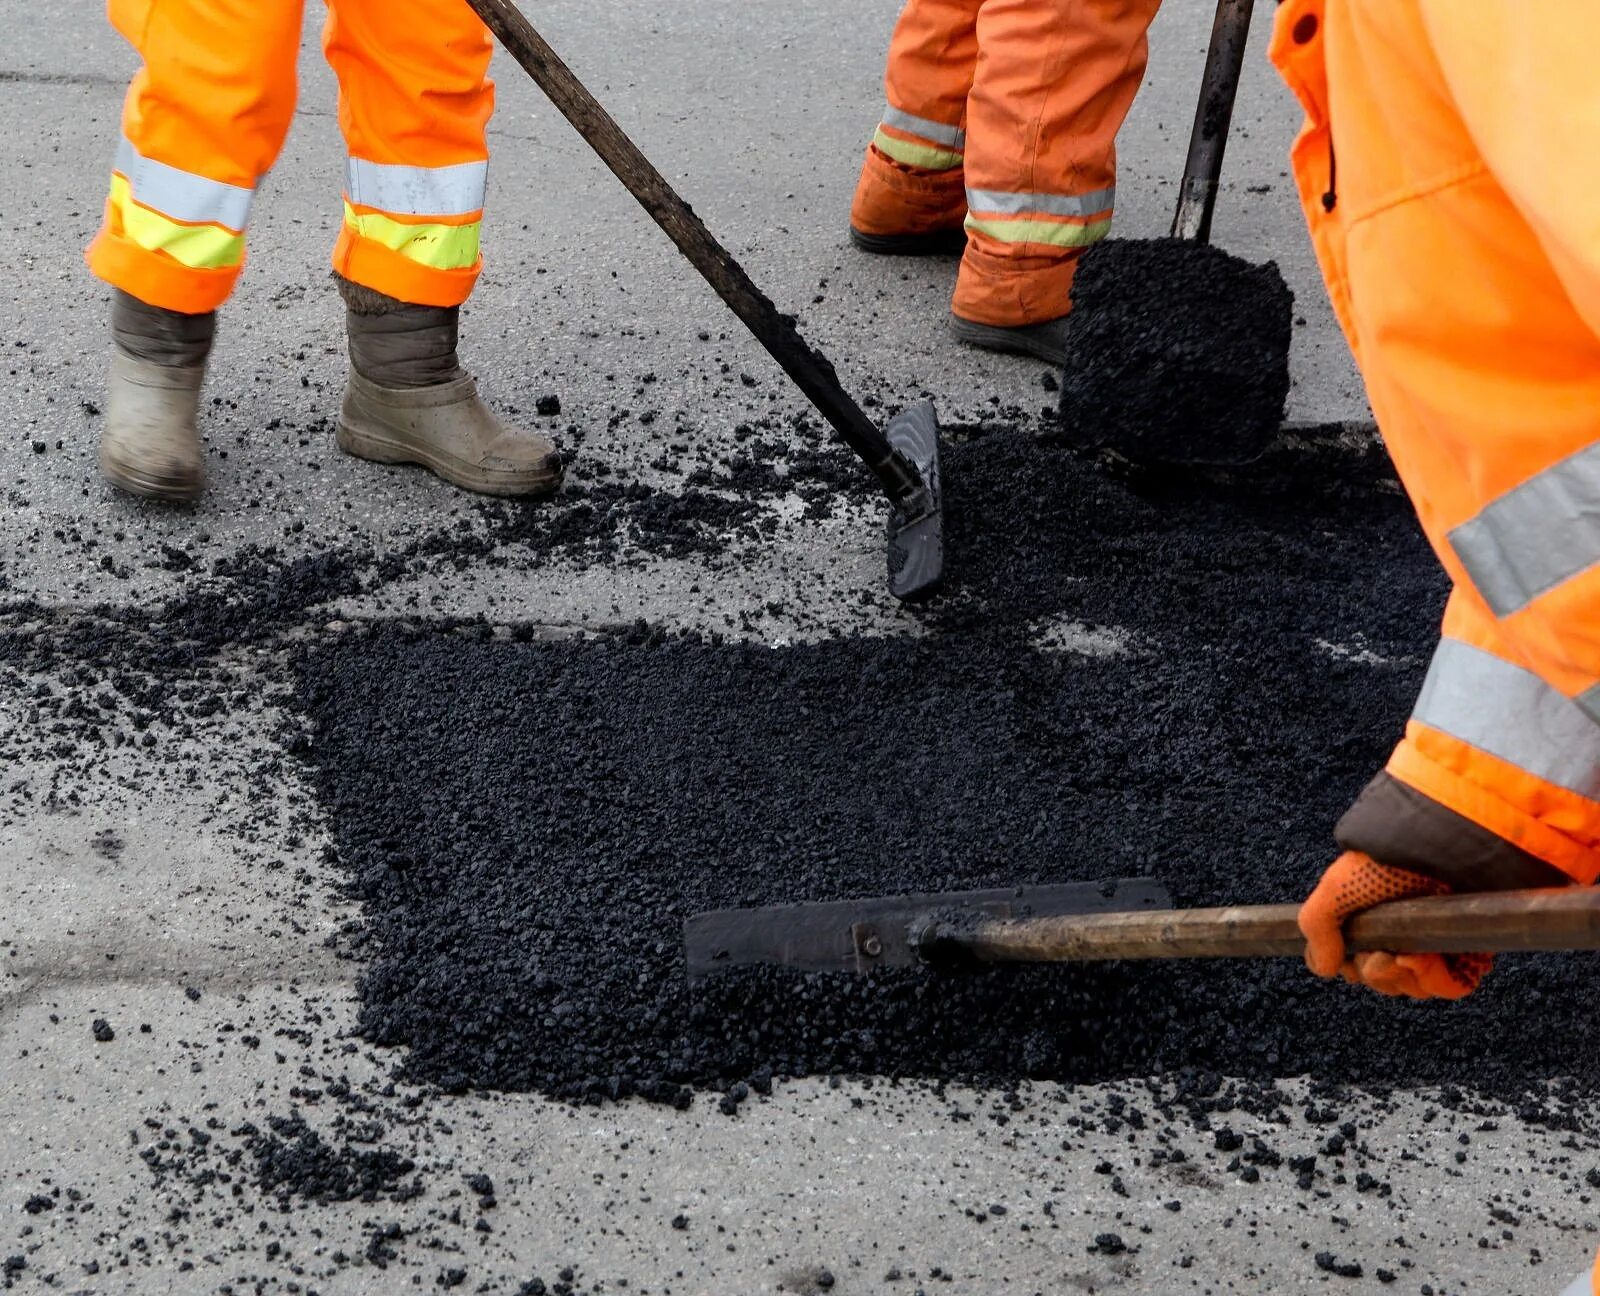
[89,0,561,501]
[1272,4,1600,1284]
[848,0,1163,365]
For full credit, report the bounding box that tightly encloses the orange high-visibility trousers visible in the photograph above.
[87,0,494,314]
[851,0,1161,326]
[1273,0,1600,892]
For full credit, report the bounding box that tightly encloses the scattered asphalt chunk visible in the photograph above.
[1315,1250,1364,1278]
[245,1113,420,1206]
[91,1018,114,1043]
[90,829,124,859]
[1056,238,1293,466]
[535,395,561,416]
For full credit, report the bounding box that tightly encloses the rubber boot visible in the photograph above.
[100,290,213,501]
[947,314,1072,366]
[335,276,562,497]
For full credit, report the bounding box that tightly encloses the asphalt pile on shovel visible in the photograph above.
[1055,238,1295,467]
[293,425,1600,1107]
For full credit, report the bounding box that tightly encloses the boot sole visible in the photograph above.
[98,444,204,502]
[336,418,562,498]
[948,316,1068,367]
[848,226,967,257]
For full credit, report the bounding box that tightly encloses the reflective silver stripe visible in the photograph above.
[1448,440,1600,617]
[881,105,965,150]
[1412,637,1600,799]
[113,135,254,231]
[1557,1272,1592,1296]
[965,187,1116,218]
[1579,681,1600,726]
[345,157,488,218]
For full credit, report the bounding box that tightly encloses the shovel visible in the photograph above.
[683,879,1600,982]
[463,0,942,600]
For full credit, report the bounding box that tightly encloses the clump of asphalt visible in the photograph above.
[247,1113,422,1206]
[1056,238,1293,466]
[287,424,1597,1107]
[137,1110,424,1209]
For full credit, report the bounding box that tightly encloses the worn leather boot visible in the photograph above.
[335,276,562,497]
[100,290,213,500]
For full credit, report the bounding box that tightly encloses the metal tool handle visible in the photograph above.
[462,0,928,511]
[1170,0,1256,243]
[923,887,1600,964]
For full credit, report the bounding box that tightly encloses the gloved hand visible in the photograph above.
[1299,850,1491,999]
[1298,772,1571,1000]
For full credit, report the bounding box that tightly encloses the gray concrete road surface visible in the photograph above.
[6,3,1592,1294]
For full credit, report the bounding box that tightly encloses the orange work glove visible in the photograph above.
[1298,850,1492,1000]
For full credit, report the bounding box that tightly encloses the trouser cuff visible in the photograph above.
[849,145,967,238]
[952,239,1080,328]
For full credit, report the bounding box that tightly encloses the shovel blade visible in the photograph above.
[885,400,943,601]
[683,878,1171,982]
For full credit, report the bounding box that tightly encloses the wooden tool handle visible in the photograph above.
[463,0,926,506]
[938,888,1600,964]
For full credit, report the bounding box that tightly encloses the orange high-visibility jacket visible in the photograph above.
[1274,0,1600,885]
[89,0,494,313]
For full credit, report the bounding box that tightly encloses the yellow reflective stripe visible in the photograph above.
[342,203,481,270]
[109,175,244,270]
[872,127,962,172]
[964,214,1113,248]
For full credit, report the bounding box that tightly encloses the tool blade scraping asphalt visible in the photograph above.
[464,0,943,600]
[683,880,1173,982]
[684,883,1600,981]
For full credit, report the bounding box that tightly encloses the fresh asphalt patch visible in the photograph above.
[290,423,1599,1111]
[13,410,1600,1292]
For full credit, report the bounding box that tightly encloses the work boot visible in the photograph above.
[100,290,213,501]
[948,313,1071,367]
[335,275,562,498]
[848,225,966,257]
